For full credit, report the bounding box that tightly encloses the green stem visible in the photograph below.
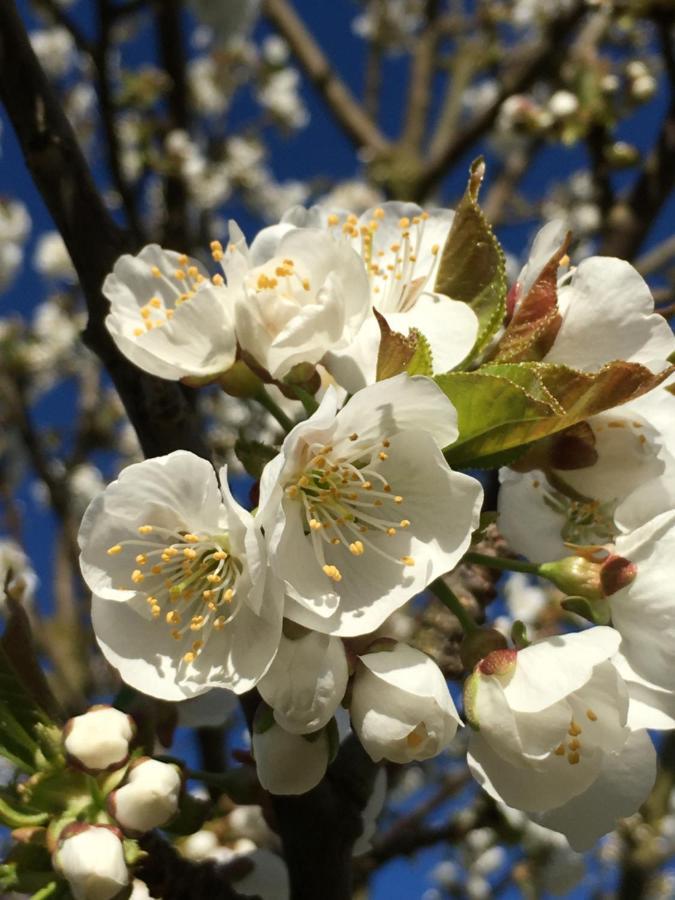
[288,384,319,416]
[255,387,295,433]
[429,578,477,633]
[464,551,541,576]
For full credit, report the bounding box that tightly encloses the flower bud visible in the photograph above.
[63,707,135,773]
[54,824,129,900]
[539,553,636,600]
[548,90,579,119]
[252,720,330,795]
[109,758,181,834]
[350,643,462,764]
[460,628,509,671]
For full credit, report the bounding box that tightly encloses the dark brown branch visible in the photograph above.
[483,141,541,225]
[0,0,208,462]
[586,123,614,218]
[400,0,441,151]
[416,0,587,200]
[262,0,391,156]
[154,0,191,249]
[599,14,675,260]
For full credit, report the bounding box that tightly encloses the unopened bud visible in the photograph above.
[54,824,129,900]
[218,359,264,398]
[540,553,635,600]
[548,90,579,119]
[460,629,509,671]
[63,707,135,774]
[109,758,181,834]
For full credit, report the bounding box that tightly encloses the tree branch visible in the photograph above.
[416,0,587,200]
[599,13,675,260]
[0,0,208,462]
[400,0,441,152]
[262,0,391,156]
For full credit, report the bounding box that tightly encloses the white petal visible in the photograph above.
[534,730,657,851]
[252,723,330,795]
[385,294,478,374]
[498,469,570,564]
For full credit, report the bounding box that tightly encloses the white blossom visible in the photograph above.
[55,826,129,900]
[79,451,283,700]
[350,643,462,763]
[466,628,657,850]
[29,27,75,79]
[111,758,182,833]
[63,706,135,773]
[258,375,482,636]
[257,629,349,734]
[33,231,75,281]
[104,244,237,382]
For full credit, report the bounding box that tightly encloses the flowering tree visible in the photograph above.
[0,1,675,898]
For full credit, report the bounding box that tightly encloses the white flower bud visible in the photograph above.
[252,721,330,795]
[178,829,219,861]
[548,90,579,119]
[55,825,129,900]
[350,643,462,763]
[631,74,657,102]
[257,631,348,734]
[111,759,181,833]
[63,707,134,773]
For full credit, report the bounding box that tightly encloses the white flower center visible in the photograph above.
[107,524,241,663]
[284,430,414,583]
[245,256,313,336]
[328,208,441,315]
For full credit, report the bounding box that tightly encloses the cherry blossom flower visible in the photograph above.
[218,226,371,379]
[252,719,332,795]
[104,245,236,382]
[258,374,483,636]
[79,451,282,700]
[350,643,462,763]
[466,628,656,850]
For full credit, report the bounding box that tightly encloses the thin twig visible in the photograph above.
[401,0,441,151]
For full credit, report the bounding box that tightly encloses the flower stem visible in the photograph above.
[463,551,541,576]
[429,578,477,633]
[255,387,295,433]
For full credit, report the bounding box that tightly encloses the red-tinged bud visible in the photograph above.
[54,823,129,900]
[477,648,518,677]
[63,707,135,775]
[599,555,637,596]
[460,628,509,671]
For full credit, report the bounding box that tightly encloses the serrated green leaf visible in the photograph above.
[434,158,507,360]
[438,360,673,467]
[405,329,433,377]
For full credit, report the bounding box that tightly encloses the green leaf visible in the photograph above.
[434,158,507,361]
[375,312,433,380]
[438,360,673,468]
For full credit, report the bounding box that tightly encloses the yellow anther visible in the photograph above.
[187,266,199,278]
[183,651,196,664]
[568,721,582,737]
[146,595,158,605]
[567,751,580,765]
[175,269,186,281]
[327,213,339,225]
[149,296,162,309]
[203,590,213,600]
[166,611,181,625]
[400,519,411,528]
[302,278,311,291]
[135,554,147,565]
[394,496,403,504]
[379,452,389,461]
[192,640,204,652]
[213,550,228,560]
[586,709,598,722]
[349,433,358,441]
[107,544,123,556]
[224,588,235,601]
[362,481,372,491]
[431,244,440,256]
[140,307,151,319]
[554,744,566,756]
[349,541,364,556]
[383,484,392,493]
[133,328,144,336]
[386,528,397,537]
[151,266,162,277]
[183,533,200,543]
[421,211,429,220]
[138,525,153,535]
[298,475,311,488]
[399,217,410,228]
[151,564,163,575]
[382,439,391,448]
[151,604,161,618]
[206,574,222,584]
[183,548,197,559]
[212,274,224,286]
[309,519,322,531]
[190,616,205,630]
[322,564,342,582]
[401,556,415,566]
[131,569,145,584]
[214,617,226,630]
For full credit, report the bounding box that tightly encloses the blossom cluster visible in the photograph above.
[75,196,675,855]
